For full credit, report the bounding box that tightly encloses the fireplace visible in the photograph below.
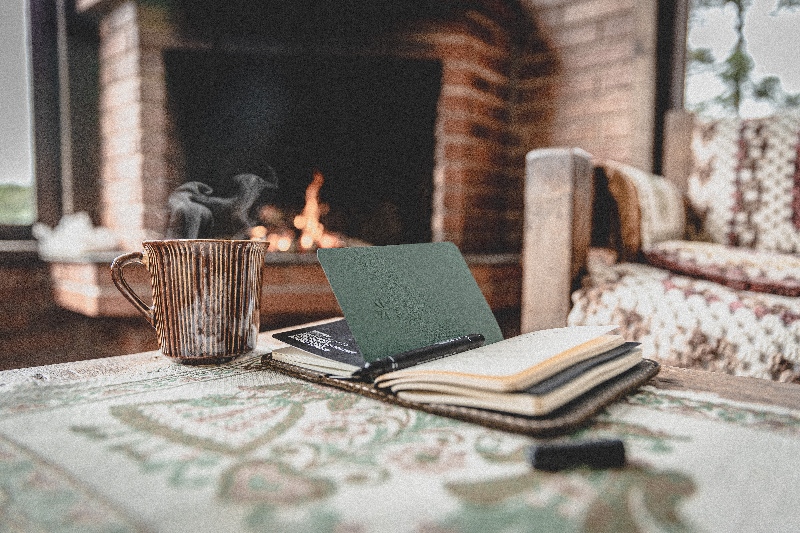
[64,0,554,331]
[164,50,440,246]
[82,0,549,254]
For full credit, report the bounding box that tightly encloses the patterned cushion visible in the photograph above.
[645,240,800,297]
[568,260,800,382]
[687,112,800,253]
[596,160,686,258]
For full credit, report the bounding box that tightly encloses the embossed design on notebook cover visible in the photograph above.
[318,243,503,361]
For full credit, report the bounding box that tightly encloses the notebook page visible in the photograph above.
[390,325,618,378]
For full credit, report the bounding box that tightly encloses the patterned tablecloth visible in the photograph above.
[1,331,799,533]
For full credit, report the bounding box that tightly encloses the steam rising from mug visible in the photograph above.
[166,167,279,239]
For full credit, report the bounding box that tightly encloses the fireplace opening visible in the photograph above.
[164,50,442,246]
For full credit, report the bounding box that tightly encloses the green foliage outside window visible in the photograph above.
[0,184,35,225]
[686,0,800,116]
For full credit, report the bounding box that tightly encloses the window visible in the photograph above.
[1,0,71,243]
[0,0,36,230]
[685,0,800,117]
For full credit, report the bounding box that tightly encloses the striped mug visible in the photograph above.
[111,239,269,364]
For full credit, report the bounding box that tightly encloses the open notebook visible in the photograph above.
[269,242,644,416]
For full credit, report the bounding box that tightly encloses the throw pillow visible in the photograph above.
[596,160,686,259]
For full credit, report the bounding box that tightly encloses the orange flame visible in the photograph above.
[293,169,328,251]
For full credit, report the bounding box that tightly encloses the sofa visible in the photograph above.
[522,110,800,382]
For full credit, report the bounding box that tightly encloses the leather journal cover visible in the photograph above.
[263,356,660,436]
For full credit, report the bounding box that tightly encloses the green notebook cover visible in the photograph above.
[317,242,504,362]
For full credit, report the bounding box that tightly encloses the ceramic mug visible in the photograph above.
[111,239,269,364]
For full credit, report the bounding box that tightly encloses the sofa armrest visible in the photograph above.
[521,148,593,332]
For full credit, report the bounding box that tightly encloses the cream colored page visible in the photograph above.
[389,325,618,378]
[395,349,642,415]
[389,349,642,395]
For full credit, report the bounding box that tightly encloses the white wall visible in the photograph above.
[0,0,34,186]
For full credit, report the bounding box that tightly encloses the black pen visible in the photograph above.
[350,333,485,382]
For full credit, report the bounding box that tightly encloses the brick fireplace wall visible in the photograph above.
[518,0,659,168]
[78,0,555,254]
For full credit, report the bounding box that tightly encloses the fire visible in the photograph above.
[250,169,345,252]
[293,170,326,250]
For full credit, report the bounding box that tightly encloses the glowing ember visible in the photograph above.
[250,225,268,240]
[275,234,293,252]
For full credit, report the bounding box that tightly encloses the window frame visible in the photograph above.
[0,0,66,247]
[652,0,689,175]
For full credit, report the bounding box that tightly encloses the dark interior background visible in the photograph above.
[165,51,442,245]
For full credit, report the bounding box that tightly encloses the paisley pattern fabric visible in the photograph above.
[569,260,800,382]
[2,346,800,532]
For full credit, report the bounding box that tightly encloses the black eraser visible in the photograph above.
[526,439,626,471]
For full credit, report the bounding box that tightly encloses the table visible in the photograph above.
[1,324,799,532]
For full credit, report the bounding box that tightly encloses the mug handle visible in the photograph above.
[110,252,154,326]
